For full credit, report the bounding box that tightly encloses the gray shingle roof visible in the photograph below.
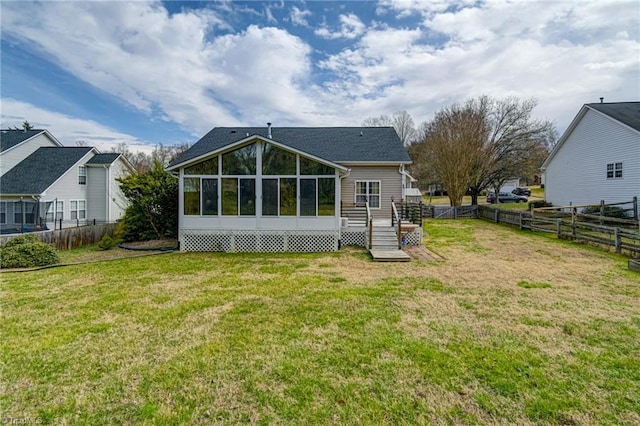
[169,127,411,168]
[587,102,640,132]
[0,129,45,153]
[0,147,93,195]
[86,153,121,165]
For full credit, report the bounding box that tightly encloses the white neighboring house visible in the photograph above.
[500,178,521,193]
[0,129,134,233]
[541,102,640,207]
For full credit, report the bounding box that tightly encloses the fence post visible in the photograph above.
[494,209,499,223]
[519,212,523,230]
[556,219,562,238]
[614,227,621,254]
[600,200,605,225]
[633,196,638,220]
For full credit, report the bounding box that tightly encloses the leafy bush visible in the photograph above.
[98,234,116,250]
[582,205,630,219]
[117,162,178,241]
[529,200,552,209]
[1,238,59,268]
[3,233,40,248]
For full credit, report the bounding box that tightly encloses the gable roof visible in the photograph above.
[168,127,411,169]
[0,147,93,195]
[85,153,121,165]
[1,129,45,152]
[586,102,640,132]
[542,102,640,170]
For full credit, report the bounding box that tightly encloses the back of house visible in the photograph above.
[167,125,412,252]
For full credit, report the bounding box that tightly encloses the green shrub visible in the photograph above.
[98,234,116,250]
[529,200,552,209]
[3,233,40,248]
[1,241,59,268]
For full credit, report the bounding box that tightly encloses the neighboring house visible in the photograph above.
[402,172,422,203]
[541,102,640,207]
[500,178,521,193]
[167,125,412,252]
[0,130,133,233]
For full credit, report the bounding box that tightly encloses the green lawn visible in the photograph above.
[2,219,639,424]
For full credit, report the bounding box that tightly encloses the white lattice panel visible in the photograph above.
[403,228,423,246]
[341,231,366,247]
[181,229,338,253]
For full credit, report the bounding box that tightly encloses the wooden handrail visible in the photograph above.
[365,202,372,248]
[391,201,401,249]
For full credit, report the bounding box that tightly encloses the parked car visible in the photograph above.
[512,187,532,196]
[486,192,528,203]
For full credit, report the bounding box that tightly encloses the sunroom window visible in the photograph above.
[222,143,256,175]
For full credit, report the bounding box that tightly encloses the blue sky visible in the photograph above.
[1,0,639,154]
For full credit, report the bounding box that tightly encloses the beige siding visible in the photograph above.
[341,165,402,219]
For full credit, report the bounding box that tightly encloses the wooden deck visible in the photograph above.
[369,248,411,262]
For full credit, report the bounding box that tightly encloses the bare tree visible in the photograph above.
[417,100,488,206]
[75,140,89,147]
[362,110,418,145]
[468,97,556,204]
[392,110,418,146]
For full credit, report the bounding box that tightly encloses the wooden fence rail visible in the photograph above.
[476,205,640,256]
[0,223,118,251]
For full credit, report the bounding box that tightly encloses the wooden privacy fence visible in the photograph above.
[0,223,118,250]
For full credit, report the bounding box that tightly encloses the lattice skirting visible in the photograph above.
[341,231,366,247]
[181,229,339,252]
[403,228,423,246]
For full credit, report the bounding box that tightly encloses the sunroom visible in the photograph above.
[175,136,349,252]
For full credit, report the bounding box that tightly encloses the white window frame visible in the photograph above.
[355,180,381,209]
[70,200,86,220]
[78,165,87,185]
[46,201,64,222]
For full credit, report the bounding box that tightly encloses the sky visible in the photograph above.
[1,0,639,154]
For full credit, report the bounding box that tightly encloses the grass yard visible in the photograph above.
[2,220,639,424]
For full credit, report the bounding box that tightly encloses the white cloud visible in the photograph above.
[0,1,320,133]
[315,13,366,40]
[317,0,639,133]
[0,0,638,142]
[1,99,155,154]
[290,6,311,27]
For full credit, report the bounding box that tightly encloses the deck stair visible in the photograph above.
[369,226,410,262]
[340,203,367,227]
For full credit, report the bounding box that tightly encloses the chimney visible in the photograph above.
[600,97,604,103]
[267,122,272,139]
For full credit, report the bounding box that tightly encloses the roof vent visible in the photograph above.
[230,130,236,133]
[267,122,272,139]
[360,131,363,136]
[600,97,604,103]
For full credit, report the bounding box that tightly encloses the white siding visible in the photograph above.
[107,159,131,221]
[545,109,640,206]
[87,167,107,221]
[0,133,59,174]
[341,165,403,219]
[43,152,94,225]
